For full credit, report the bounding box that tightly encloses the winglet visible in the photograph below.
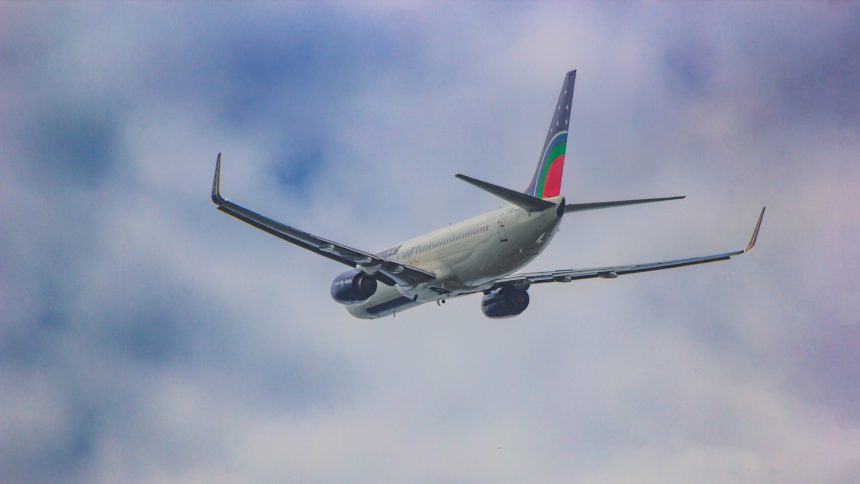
[212,153,226,205]
[744,206,766,252]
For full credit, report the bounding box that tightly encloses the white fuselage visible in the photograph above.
[346,196,564,318]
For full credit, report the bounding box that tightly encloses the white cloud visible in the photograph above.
[2,2,859,483]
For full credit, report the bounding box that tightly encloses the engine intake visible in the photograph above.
[330,270,378,304]
[481,286,530,318]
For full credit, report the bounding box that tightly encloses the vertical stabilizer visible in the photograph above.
[525,70,576,199]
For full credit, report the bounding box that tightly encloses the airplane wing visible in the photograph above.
[489,207,765,290]
[211,154,436,287]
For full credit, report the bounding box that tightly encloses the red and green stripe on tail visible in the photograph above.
[534,131,567,198]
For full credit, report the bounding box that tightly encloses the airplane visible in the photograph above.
[211,70,765,319]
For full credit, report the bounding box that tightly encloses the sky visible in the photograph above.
[1,2,859,482]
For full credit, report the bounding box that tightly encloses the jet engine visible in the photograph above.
[330,270,378,304]
[481,286,530,318]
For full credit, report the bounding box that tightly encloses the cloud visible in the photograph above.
[1,2,859,483]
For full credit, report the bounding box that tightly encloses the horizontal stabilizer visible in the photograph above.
[456,174,556,212]
[564,195,685,213]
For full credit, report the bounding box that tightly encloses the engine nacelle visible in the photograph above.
[481,286,530,318]
[330,270,378,304]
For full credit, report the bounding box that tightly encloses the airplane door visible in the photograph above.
[498,214,509,242]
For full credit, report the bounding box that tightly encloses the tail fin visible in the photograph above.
[525,70,576,199]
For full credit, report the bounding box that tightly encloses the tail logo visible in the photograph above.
[534,131,567,198]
